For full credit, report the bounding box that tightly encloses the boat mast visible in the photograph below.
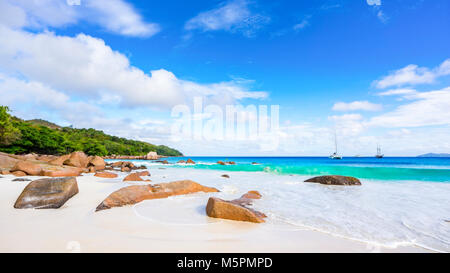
[334,130,338,154]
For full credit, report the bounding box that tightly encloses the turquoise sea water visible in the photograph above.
[107,156,450,252]
[163,157,450,182]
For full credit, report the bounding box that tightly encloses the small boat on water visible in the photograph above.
[329,131,343,159]
[330,152,342,160]
[375,145,384,158]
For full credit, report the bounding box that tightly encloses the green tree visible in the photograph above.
[0,106,21,145]
[0,107,183,156]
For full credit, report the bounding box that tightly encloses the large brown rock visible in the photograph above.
[304,175,361,186]
[95,172,118,178]
[11,161,42,176]
[14,177,79,209]
[206,191,266,223]
[36,155,57,162]
[41,166,83,177]
[48,154,70,166]
[136,171,150,177]
[121,166,131,172]
[88,156,106,170]
[12,171,27,177]
[0,152,19,170]
[123,172,144,181]
[22,153,38,160]
[64,152,89,168]
[111,161,124,167]
[96,180,219,211]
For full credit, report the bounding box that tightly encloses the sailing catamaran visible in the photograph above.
[329,131,342,159]
[375,144,384,158]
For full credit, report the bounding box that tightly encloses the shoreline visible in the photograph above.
[0,167,434,253]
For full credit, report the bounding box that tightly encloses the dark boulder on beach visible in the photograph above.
[221,174,230,178]
[14,177,79,209]
[12,178,32,182]
[96,180,219,211]
[305,175,361,186]
[206,191,266,223]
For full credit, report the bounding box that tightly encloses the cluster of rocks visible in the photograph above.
[176,159,195,164]
[103,151,161,160]
[5,149,363,224]
[104,161,147,172]
[217,161,236,165]
[0,151,106,177]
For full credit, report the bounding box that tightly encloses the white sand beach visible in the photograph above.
[0,167,432,253]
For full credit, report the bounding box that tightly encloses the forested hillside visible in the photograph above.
[0,106,182,156]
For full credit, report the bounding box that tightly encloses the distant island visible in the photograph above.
[0,106,182,157]
[417,153,450,158]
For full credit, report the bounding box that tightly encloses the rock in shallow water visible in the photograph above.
[14,177,79,209]
[96,180,219,211]
[304,175,361,186]
[206,191,266,223]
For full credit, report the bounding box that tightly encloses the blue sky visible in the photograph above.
[0,0,449,156]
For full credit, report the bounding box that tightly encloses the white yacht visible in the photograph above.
[329,131,343,159]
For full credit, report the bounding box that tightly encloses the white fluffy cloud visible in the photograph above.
[374,59,450,89]
[0,26,267,109]
[332,101,382,111]
[185,0,270,37]
[0,73,101,122]
[370,87,450,128]
[0,0,160,37]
